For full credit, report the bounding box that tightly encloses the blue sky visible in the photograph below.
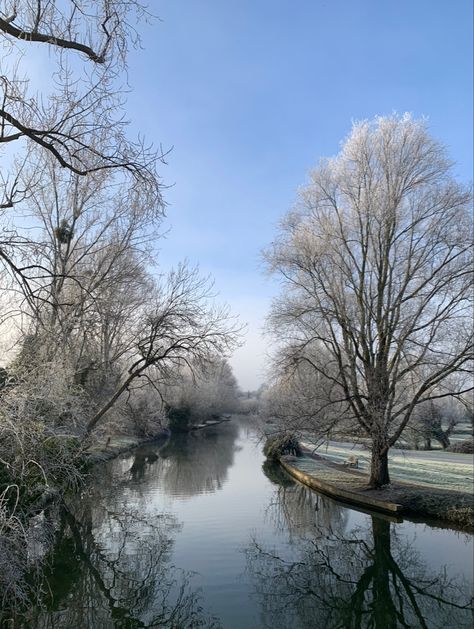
[125,0,473,390]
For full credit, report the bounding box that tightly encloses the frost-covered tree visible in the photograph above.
[85,265,241,434]
[8,152,158,388]
[266,114,473,487]
[166,357,241,429]
[261,347,355,443]
[0,1,164,305]
[0,1,162,191]
[406,397,463,450]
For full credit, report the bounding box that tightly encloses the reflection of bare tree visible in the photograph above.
[155,422,240,497]
[128,447,160,483]
[16,425,240,627]
[246,514,473,629]
[25,499,220,628]
[262,461,349,538]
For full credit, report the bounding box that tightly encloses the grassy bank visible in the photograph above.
[281,452,474,530]
[300,440,473,493]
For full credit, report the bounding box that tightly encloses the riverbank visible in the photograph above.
[300,438,473,493]
[24,415,474,629]
[280,451,474,530]
[84,430,170,465]
[84,415,233,464]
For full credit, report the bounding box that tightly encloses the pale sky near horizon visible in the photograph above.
[121,0,473,391]
[7,1,469,390]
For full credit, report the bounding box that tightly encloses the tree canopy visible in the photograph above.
[266,114,473,486]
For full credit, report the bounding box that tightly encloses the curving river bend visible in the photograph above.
[28,416,473,628]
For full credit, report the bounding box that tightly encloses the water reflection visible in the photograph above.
[19,425,241,627]
[247,483,474,629]
[24,495,220,627]
[261,459,295,488]
[11,418,473,629]
[149,421,240,497]
[262,462,350,538]
[128,448,160,482]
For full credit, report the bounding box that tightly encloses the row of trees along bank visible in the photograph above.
[0,2,241,615]
[264,114,473,487]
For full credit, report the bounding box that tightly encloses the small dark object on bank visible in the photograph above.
[343,455,359,468]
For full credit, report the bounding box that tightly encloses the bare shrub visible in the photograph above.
[264,434,302,461]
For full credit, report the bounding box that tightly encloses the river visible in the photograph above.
[27,415,473,628]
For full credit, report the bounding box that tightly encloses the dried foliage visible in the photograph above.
[0,364,86,497]
[0,485,29,611]
[263,434,302,461]
[0,364,88,613]
[447,438,474,454]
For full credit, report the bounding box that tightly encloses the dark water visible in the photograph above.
[28,417,473,628]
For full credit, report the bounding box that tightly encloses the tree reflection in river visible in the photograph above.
[26,498,220,627]
[262,461,350,539]
[155,421,240,497]
[247,485,474,629]
[128,448,160,482]
[22,424,242,627]
[16,418,473,628]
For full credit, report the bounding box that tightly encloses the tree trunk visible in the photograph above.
[434,431,450,449]
[85,371,137,435]
[372,517,398,628]
[368,443,390,487]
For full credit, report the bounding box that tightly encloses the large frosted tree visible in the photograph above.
[266,114,473,487]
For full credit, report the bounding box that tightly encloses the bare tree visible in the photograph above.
[261,344,355,445]
[166,356,241,427]
[0,1,163,187]
[266,114,473,487]
[6,151,159,377]
[0,0,165,300]
[406,397,463,450]
[85,264,242,435]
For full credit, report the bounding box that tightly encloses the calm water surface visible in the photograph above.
[29,416,473,628]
